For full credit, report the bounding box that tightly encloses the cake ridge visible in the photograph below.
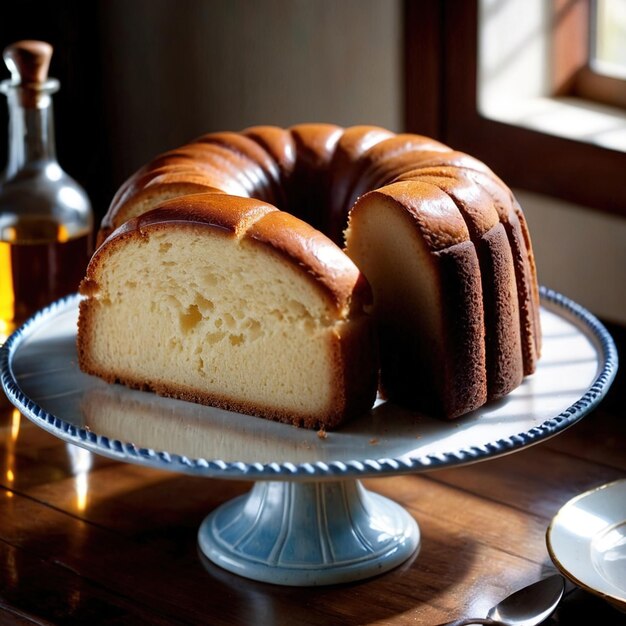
[404,172,524,400]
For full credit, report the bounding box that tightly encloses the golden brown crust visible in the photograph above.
[402,171,523,400]
[245,209,372,315]
[362,181,470,251]
[330,314,379,425]
[97,181,226,247]
[412,171,500,237]
[289,123,344,170]
[103,192,370,317]
[476,224,524,399]
[194,131,283,207]
[342,134,451,211]
[396,162,540,377]
[327,125,395,244]
[462,168,541,375]
[287,123,343,232]
[435,241,488,417]
[77,351,335,429]
[242,125,296,180]
[511,196,542,359]
[332,125,395,167]
[76,355,351,430]
[98,150,252,245]
[114,193,278,239]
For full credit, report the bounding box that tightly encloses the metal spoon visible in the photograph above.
[440,574,565,626]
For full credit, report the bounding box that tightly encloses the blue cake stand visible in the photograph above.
[0,288,617,586]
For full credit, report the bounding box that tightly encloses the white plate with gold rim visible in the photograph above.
[547,479,626,612]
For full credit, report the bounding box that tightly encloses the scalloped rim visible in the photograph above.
[0,286,619,480]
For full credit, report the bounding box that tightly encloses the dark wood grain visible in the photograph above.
[0,349,624,625]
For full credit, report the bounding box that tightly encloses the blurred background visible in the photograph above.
[0,0,624,329]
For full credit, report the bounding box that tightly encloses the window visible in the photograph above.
[404,0,626,218]
[593,0,626,80]
[555,0,626,112]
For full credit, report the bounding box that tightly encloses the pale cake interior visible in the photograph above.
[83,226,346,418]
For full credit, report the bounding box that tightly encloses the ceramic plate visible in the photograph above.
[547,479,626,612]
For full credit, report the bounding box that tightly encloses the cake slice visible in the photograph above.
[344,181,487,418]
[78,193,377,430]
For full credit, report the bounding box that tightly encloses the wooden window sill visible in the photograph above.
[481,95,626,153]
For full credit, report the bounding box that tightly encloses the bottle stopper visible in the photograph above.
[3,40,55,106]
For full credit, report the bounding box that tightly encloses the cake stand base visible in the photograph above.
[198,479,420,586]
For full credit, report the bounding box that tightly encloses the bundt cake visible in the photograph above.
[79,123,541,427]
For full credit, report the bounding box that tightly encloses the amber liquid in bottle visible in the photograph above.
[0,41,93,341]
[0,219,91,336]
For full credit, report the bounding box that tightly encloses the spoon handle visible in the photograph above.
[438,617,509,626]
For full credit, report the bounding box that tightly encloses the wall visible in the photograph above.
[98,0,403,181]
[517,189,626,326]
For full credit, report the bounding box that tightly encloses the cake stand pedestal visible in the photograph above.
[0,288,617,586]
[199,479,419,585]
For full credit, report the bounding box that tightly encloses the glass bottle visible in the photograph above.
[0,40,93,341]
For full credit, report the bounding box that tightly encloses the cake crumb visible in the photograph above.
[369,437,379,445]
[317,428,327,439]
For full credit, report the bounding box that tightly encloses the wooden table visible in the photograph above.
[0,351,624,625]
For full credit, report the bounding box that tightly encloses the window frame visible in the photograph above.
[403,0,626,218]
[555,0,626,109]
